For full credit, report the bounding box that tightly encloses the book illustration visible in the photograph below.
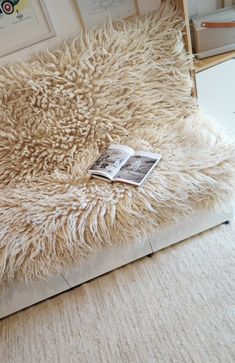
[91,148,129,174]
[116,155,158,184]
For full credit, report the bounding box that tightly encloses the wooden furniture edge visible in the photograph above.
[194,51,235,72]
[175,0,197,96]
[175,0,193,55]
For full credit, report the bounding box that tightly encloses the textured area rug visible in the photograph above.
[0,0,235,285]
[1,220,235,363]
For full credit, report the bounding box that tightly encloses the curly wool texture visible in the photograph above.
[0,1,235,285]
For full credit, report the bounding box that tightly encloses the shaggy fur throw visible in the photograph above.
[0,1,235,285]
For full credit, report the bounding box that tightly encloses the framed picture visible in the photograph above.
[222,0,235,6]
[74,0,139,29]
[0,0,55,57]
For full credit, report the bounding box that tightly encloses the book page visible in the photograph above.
[89,144,134,179]
[114,152,162,185]
[134,150,162,159]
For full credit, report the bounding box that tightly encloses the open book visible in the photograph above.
[88,144,162,186]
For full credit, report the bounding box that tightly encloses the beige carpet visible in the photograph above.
[0,219,235,363]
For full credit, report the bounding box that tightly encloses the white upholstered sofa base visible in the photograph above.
[0,205,233,319]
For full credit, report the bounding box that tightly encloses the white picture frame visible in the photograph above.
[223,0,235,6]
[73,0,139,29]
[0,0,55,57]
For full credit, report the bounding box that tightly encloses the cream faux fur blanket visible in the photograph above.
[0,1,235,286]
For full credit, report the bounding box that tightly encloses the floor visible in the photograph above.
[0,60,235,363]
[0,220,234,363]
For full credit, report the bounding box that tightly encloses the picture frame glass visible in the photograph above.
[74,0,138,29]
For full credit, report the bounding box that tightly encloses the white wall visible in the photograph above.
[187,0,222,17]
